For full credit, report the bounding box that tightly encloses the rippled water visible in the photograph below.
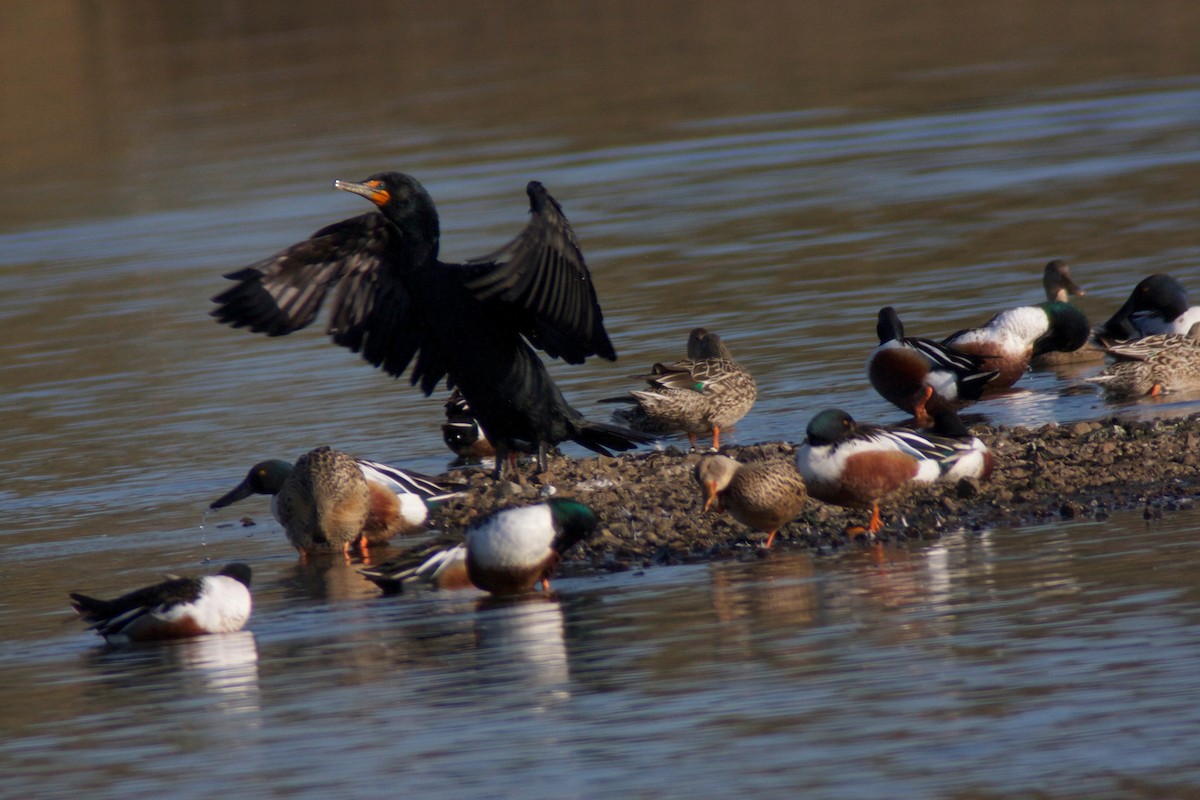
[5,508,1200,798]
[3,2,1200,797]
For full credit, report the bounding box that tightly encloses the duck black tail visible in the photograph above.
[569,419,657,456]
[68,593,113,623]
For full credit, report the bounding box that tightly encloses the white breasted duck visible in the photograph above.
[941,300,1090,393]
[867,306,999,426]
[1096,274,1200,344]
[796,408,993,535]
[361,498,598,596]
[70,563,252,644]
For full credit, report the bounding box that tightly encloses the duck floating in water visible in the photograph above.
[361,498,598,596]
[941,300,1089,393]
[70,563,252,644]
[1030,260,1103,366]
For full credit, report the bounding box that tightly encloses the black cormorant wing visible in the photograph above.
[211,214,445,391]
[464,181,618,364]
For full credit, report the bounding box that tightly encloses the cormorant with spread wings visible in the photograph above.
[212,172,651,477]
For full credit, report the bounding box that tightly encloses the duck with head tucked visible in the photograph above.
[940,288,1090,394]
[70,563,253,644]
[1087,333,1200,400]
[603,327,756,450]
[360,498,598,596]
[1094,274,1200,345]
[796,408,993,535]
[867,307,999,426]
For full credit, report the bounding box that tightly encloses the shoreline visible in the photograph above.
[425,412,1200,570]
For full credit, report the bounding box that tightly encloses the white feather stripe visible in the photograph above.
[356,460,442,498]
[396,493,429,526]
[467,505,556,569]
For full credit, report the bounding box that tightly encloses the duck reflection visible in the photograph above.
[470,594,571,708]
[283,557,385,604]
[709,552,821,630]
[82,629,261,718]
[169,630,261,715]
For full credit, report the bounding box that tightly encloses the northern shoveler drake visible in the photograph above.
[867,306,999,426]
[1087,333,1200,399]
[360,498,598,596]
[603,328,756,450]
[210,446,465,560]
[442,389,495,460]
[796,408,993,534]
[212,172,652,480]
[941,300,1090,393]
[1031,260,1104,366]
[70,563,252,644]
[695,454,807,549]
[1095,274,1200,344]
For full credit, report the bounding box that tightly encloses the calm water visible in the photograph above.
[3,2,1200,797]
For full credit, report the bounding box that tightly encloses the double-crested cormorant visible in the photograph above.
[212,172,652,477]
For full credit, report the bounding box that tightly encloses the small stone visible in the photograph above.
[495,481,524,498]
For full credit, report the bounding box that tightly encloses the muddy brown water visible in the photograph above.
[2,3,1200,796]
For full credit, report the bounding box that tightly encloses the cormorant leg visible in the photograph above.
[492,445,508,481]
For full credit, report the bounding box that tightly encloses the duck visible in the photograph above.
[360,498,598,596]
[209,446,465,559]
[602,327,756,450]
[694,454,807,548]
[69,563,252,644]
[941,299,1090,393]
[795,408,993,535]
[441,389,495,460]
[1095,274,1200,344]
[867,306,999,426]
[1031,260,1104,366]
[1087,333,1200,400]
[212,172,652,480]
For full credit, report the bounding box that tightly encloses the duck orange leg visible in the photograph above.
[868,502,884,533]
[1151,384,1163,398]
[913,386,935,428]
[764,529,778,549]
[711,426,721,451]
